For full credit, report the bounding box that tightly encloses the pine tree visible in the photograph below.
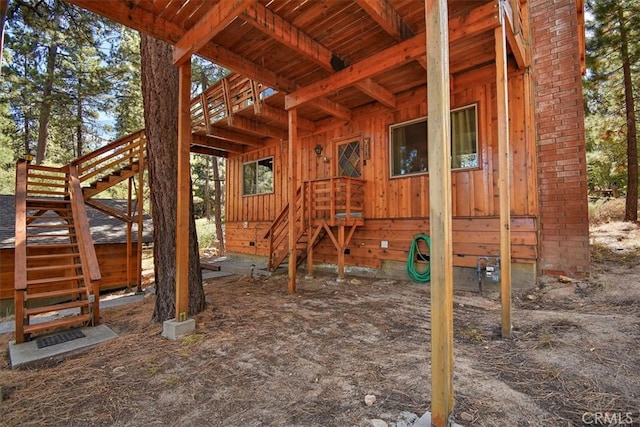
[140,34,205,321]
[586,0,640,221]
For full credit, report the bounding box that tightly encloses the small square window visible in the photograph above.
[243,157,274,195]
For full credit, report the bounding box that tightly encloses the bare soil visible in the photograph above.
[1,223,639,427]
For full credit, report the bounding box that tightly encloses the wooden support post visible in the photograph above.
[136,136,146,293]
[287,108,298,293]
[495,21,513,338]
[222,77,234,126]
[201,93,212,135]
[175,59,191,322]
[426,1,454,425]
[127,177,133,289]
[337,225,345,280]
[250,79,262,114]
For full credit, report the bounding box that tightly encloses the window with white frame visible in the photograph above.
[390,104,478,177]
[243,157,274,195]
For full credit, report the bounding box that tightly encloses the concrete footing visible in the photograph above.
[161,318,195,340]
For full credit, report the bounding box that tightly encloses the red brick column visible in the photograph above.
[530,0,590,277]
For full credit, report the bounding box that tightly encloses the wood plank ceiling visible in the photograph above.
[67,0,502,155]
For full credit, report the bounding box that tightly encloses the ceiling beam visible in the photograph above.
[355,0,428,70]
[285,2,502,110]
[192,134,247,153]
[308,97,352,122]
[355,0,414,41]
[228,116,288,140]
[205,126,263,147]
[242,2,396,109]
[502,4,528,69]
[66,0,296,93]
[173,0,253,66]
[190,145,229,158]
[258,104,315,132]
[286,34,425,110]
[68,0,354,121]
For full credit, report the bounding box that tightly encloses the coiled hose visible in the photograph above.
[407,234,431,283]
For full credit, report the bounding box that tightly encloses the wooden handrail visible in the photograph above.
[68,165,101,282]
[72,130,146,187]
[73,129,145,167]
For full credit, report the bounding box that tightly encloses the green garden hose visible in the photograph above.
[407,234,431,283]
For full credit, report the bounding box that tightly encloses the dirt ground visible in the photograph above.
[1,222,639,427]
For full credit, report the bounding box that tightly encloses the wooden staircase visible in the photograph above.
[264,187,311,271]
[13,131,147,343]
[14,163,101,343]
[265,177,365,274]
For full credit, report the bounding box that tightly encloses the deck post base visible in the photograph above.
[161,318,195,340]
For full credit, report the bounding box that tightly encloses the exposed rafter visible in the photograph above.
[258,104,315,132]
[192,134,247,154]
[227,116,288,140]
[286,34,425,110]
[242,2,396,109]
[308,97,352,122]
[190,145,229,158]
[205,126,263,147]
[66,0,293,94]
[355,0,427,70]
[356,0,414,41]
[502,2,529,69]
[285,2,502,110]
[68,0,355,122]
[173,0,253,65]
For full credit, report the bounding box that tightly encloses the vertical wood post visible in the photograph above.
[337,225,345,280]
[495,19,513,338]
[175,59,191,321]
[425,1,454,425]
[136,134,146,293]
[127,178,133,288]
[287,108,298,293]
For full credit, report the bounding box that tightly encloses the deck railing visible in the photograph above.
[72,129,146,189]
[190,73,274,133]
[304,177,365,227]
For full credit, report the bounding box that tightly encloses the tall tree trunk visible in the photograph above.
[213,157,225,252]
[35,42,58,164]
[140,34,205,321]
[618,5,638,222]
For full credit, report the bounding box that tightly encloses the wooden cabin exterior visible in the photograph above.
[7,0,588,421]
[67,0,589,291]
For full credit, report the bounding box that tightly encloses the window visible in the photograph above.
[337,140,362,178]
[243,157,274,195]
[390,104,478,177]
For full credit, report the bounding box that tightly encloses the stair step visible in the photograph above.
[26,197,69,205]
[27,263,82,273]
[27,233,76,238]
[26,224,74,229]
[26,275,84,287]
[26,243,78,250]
[25,286,88,300]
[25,299,89,316]
[27,253,79,261]
[23,313,91,335]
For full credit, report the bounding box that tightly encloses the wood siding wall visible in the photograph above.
[226,62,539,268]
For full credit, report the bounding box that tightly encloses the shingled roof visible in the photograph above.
[0,195,153,249]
